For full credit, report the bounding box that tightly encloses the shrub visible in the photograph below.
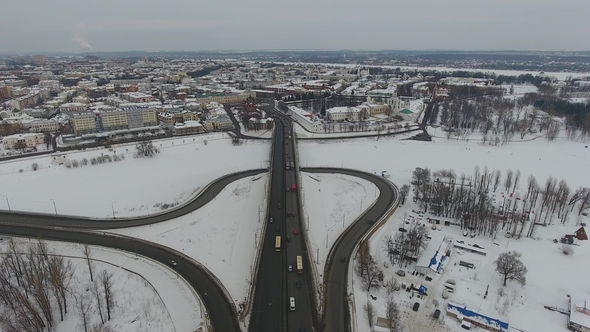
[561,244,574,256]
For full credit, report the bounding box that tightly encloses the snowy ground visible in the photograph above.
[299,172,378,288]
[298,128,590,331]
[1,237,204,332]
[110,173,269,319]
[0,133,270,218]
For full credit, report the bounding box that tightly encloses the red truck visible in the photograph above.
[291,183,297,192]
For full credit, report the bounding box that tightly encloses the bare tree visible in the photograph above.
[135,140,159,158]
[385,297,402,332]
[77,294,91,332]
[364,301,375,328]
[100,270,114,321]
[399,185,410,205]
[494,251,527,286]
[493,170,501,192]
[504,169,513,192]
[83,245,94,282]
[511,170,521,194]
[91,280,105,324]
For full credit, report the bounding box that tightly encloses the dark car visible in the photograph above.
[296,280,301,288]
[278,203,282,209]
[291,211,296,217]
[276,225,280,232]
[367,219,374,224]
[425,276,433,282]
[340,256,346,263]
[287,236,291,242]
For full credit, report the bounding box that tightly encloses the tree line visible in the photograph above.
[407,166,589,239]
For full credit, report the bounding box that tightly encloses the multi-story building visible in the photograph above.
[121,92,155,103]
[31,55,47,65]
[0,86,13,100]
[2,133,45,150]
[71,107,158,135]
[100,110,129,131]
[28,119,59,133]
[196,92,252,106]
[71,112,97,135]
[59,102,87,114]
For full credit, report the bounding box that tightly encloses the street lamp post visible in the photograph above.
[2,195,10,212]
[112,202,116,219]
[50,199,57,215]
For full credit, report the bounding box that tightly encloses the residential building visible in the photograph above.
[71,112,97,135]
[121,92,155,103]
[326,107,361,122]
[31,55,47,65]
[0,86,13,100]
[59,102,87,114]
[173,120,204,136]
[2,133,45,150]
[28,119,59,133]
[196,92,252,106]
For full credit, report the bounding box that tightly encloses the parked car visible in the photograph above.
[396,270,405,277]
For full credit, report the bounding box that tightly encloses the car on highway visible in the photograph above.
[278,203,282,209]
[288,265,293,272]
[276,225,281,232]
[367,219,374,224]
[340,256,346,263]
[293,229,298,235]
[296,280,301,288]
[287,236,291,242]
[170,260,177,266]
[291,212,296,217]
[270,217,273,223]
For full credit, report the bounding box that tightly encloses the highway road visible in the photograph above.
[0,169,265,229]
[284,122,316,332]
[303,168,398,332]
[249,115,286,332]
[0,224,242,332]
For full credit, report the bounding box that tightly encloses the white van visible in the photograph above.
[289,297,296,311]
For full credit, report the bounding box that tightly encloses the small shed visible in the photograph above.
[574,227,588,241]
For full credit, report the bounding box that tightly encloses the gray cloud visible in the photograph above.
[0,0,588,53]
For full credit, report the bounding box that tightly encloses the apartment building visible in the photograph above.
[59,102,87,114]
[28,119,59,133]
[196,92,252,106]
[71,112,97,135]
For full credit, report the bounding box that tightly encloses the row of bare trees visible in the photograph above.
[0,240,115,332]
[438,95,563,144]
[410,166,590,239]
[383,219,429,268]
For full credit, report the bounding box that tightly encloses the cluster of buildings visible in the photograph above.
[0,53,496,151]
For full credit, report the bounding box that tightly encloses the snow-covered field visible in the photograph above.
[300,172,378,287]
[0,133,270,218]
[298,130,590,331]
[110,173,269,315]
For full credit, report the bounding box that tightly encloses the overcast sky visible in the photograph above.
[1,0,589,53]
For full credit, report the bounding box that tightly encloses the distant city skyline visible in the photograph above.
[1,0,589,53]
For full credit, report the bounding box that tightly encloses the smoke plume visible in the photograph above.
[71,23,93,52]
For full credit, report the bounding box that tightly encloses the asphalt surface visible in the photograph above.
[302,168,398,332]
[0,224,242,332]
[0,169,265,229]
[249,115,286,332]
